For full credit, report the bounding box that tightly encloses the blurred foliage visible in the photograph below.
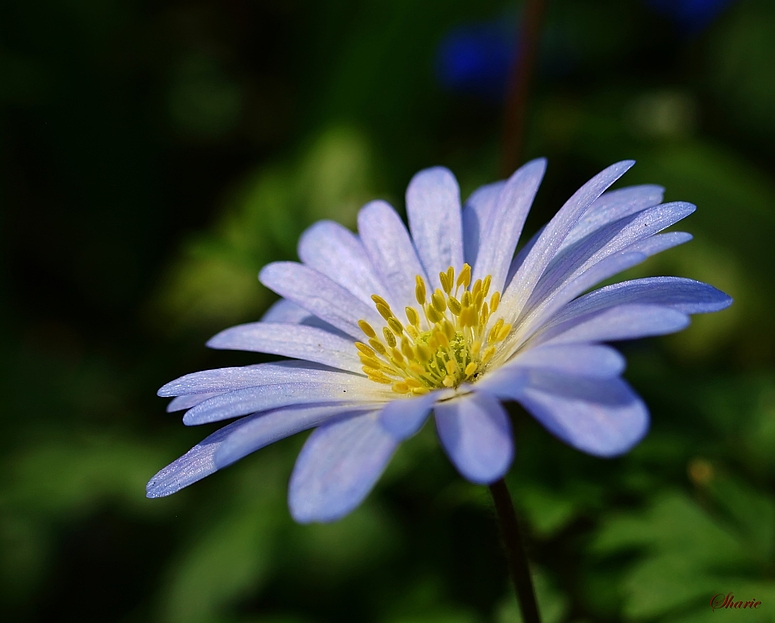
[1,0,774,622]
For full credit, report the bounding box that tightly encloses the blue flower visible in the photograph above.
[645,0,734,34]
[147,160,732,523]
[436,20,516,100]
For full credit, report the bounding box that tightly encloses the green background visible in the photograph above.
[1,0,773,621]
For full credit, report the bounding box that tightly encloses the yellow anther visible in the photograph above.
[368,339,387,355]
[359,354,381,368]
[409,363,425,375]
[489,318,504,340]
[432,289,447,313]
[388,317,404,335]
[457,263,472,288]
[360,269,508,392]
[358,320,376,338]
[376,304,393,321]
[459,307,474,328]
[382,327,396,347]
[427,305,442,324]
[355,342,375,356]
[415,275,427,304]
[416,342,433,361]
[371,294,390,308]
[392,382,409,394]
[439,270,451,293]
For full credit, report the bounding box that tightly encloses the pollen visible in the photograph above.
[355,263,511,395]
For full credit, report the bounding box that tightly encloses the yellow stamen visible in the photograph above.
[356,264,510,394]
[457,263,472,289]
[432,289,447,313]
[388,317,404,335]
[415,276,427,304]
[369,339,387,355]
[358,320,376,339]
[382,327,396,347]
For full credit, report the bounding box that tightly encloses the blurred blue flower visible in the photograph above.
[147,160,731,523]
[436,20,516,100]
[645,0,734,33]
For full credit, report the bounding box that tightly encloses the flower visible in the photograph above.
[644,0,734,34]
[436,19,517,100]
[147,159,732,523]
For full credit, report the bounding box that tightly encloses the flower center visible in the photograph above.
[355,263,511,395]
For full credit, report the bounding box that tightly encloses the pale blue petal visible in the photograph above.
[261,299,343,334]
[183,374,387,425]
[626,231,692,256]
[378,391,443,440]
[557,277,733,320]
[262,298,312,323]
[522,202,695,314]
[501,160,634,313]
[471,159,546,293]
[214,404,370,469]
[513,179,662,288]
[167,392,222,413]
[462,180,505,267]
[406,167,464,280]
[358,200,428,311]
[289,411,397,523]
[506,343,626,378]
[505,225,544,286]
[159,361,356,397]
[146,417,249,497]
[517,372,649,457]
[471,366,529,400]
[536,304,690,345]
[259,262,382,338]
[509,251,648,342]
[575,201,695,267]
[207,322,362,372]
[434,391,514,484]
[297,220,386,306]
[560,184,664,252]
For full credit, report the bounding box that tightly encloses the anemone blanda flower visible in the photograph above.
[147,159,731,522]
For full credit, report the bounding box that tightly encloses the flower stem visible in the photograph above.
[489,478,541,623]
[501,0,546,177]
